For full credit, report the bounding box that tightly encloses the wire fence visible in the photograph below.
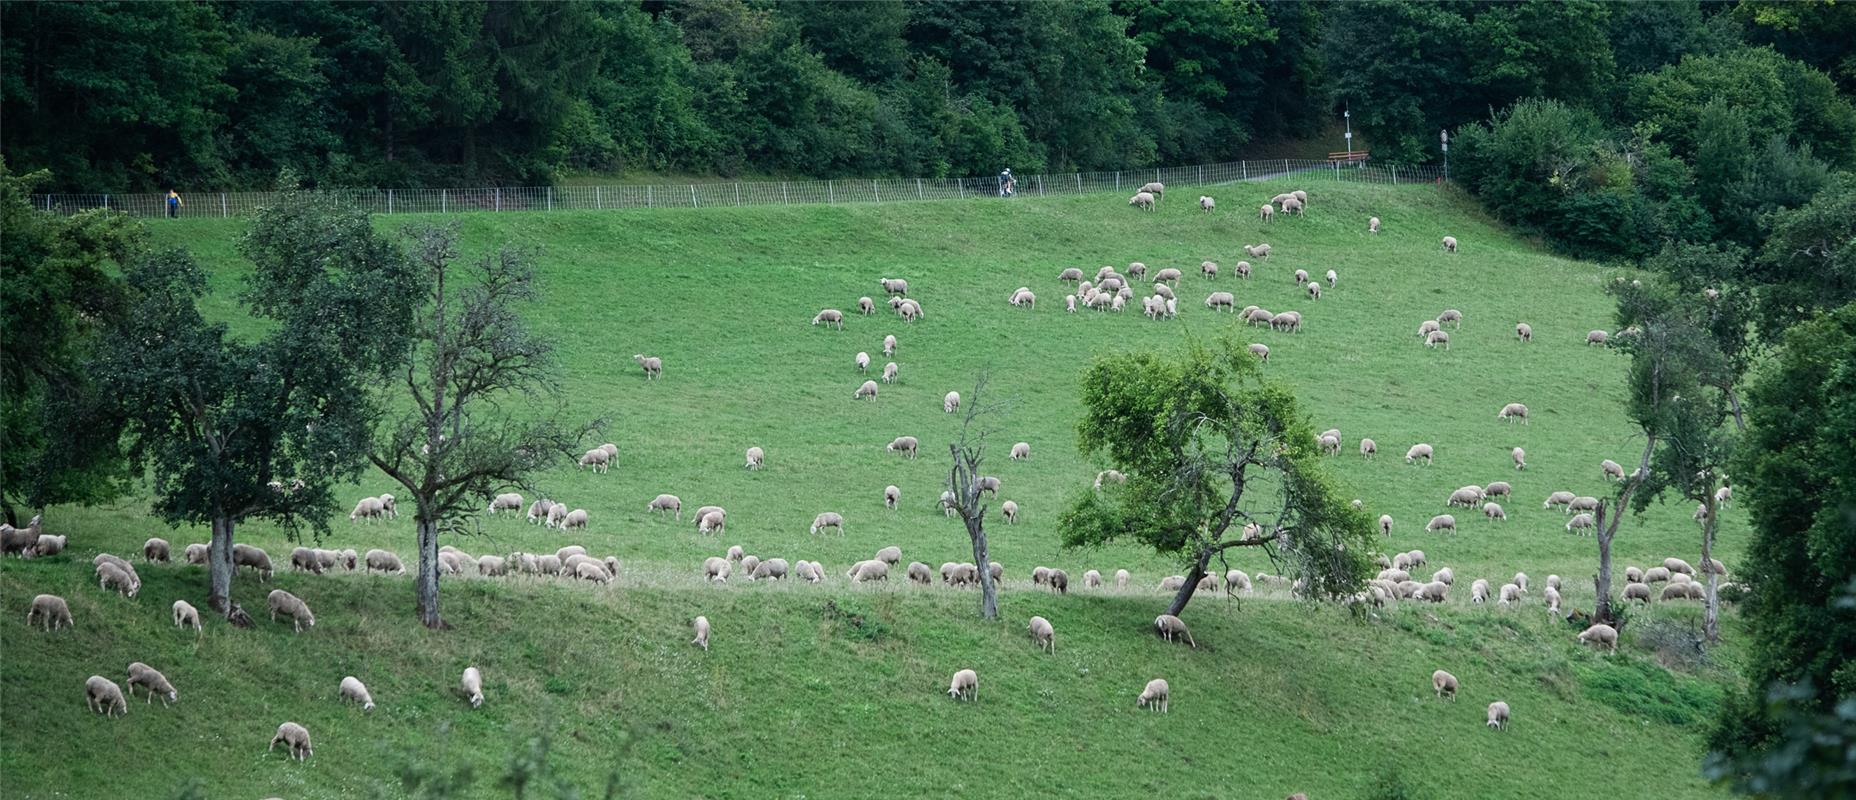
[32,159,1446,219]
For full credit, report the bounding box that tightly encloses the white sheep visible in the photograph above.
[365,548,405,574]
[1470,579,1492,604]
[948,668,979,701]
[269,722,312,760]
[1406,443,1434,465]
[745,446,764,470]
[339,676,376,711]
[122,662,178,706]
[349,495,384,522]
[848,560,889,583]
[1483,502,1507,522]
[1307,282,1322,300]
[33,533,68,558]
[1115,569,1131,588]
[97,561,139,597]
[1369,216,1381,233]
[1378,514,1393,536]
[1245,243,1271,259]
[1059,267,1084,284]
[702,556,731,583]
[855,379,880,400]
[1565,513,1595,534]
[1578,623,1618,652]
[561,508,589,531]
[1588,330,1610,346]
[1498,583,1522,606]
[488,492,524,514]
[1154,614,1196,647]
[1249,343,1270,362]
[1487,701,1510,730]
[879,277,910,296]
[1282,197,1304,215]
[83,675,126,717]
[857,296,875,315]
[811,308,846,330]
[887,435,919,458]
[810,512,845,536]
[647,494,683,520]
[884,485,901,511]
[1028,616,1055,654]
[1442,236,1458,253]
[171,599,200,632]
[1002,500,1019,524]
[1426,330,1451,349]
[632,354,662,380]
[1498,403,1529,423]
[692,616,711,651]
[1205,291,1236,311]
[1293,268,1309,285]
[1426,514,1457,534]
[1129,192,1156,211]
[577,448,611,473]
[1569,496,1599,515]
[27,594,73,631]
[266,590,315,633]
[1008,288,1036,309]
[1516,322,1532,343]
[1433,670,1458,700]
[883,334,898,356]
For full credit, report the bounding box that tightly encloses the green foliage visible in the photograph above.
[1707,675,1856,796]
[1630,47,1856,167]
[1714,304,1856,754]
[1752,175,1856,337]
[0,162,138,520]
[1581,655,1726,726]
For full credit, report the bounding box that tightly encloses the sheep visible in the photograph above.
[1369,216,1381,233]
[536,554,563,575]
[264,721,314,761]
[559,508,589,531]
[1583,328,1612,347]
[852,295,876,316]
[1408,550,1428,567]
[27,594,72,631]
[886,435,919,459]
[1484,481,1512,500]
[1319,434,1342,455]
[883,335,898,357]
[1515,322,1533,343]
[34,533,68,558]
[810,512,845,536]
[1152,267,1184,286]
[1659,583,1693,601]
[526,499,555,525]
[1205,291,1236,312]
[1644,566,1672,584]
[1223,570,1252,593]
[1048,569,1070,594]
[1545,586,1563,614]
[1430,669,1459,700]
[1081,569,1103,589]
[1426,514,1457,534]
[1616,583,1651,604]
[1114,569,1131,588]
[1498,403,1529,423]
[630,354,663,381]
[1664,557,1695,576]
[1406,443,1434,465]
[879,277,910,296]
[701,556,732,583]
[1158,576,1184,593]
[1293,268,1309,285]
[899,561,932,585]
[681,615,710,653]
[350,495,385,522]
[974,476,1001,497]
[1137,181,1165,199]
[363,549,405,574]
[1059,267,1084,284]
[1154,614,1196,647]
[233,543,274,579]
[1008,288,1036,309]
[1379,514,1394,536]
[138,537,171,563]
[85,675,127,717]
[127,662,178,706]
[1307,282,1322,300]
[1569,496,1600,515]
[805,307,848,330]
[939,490,958,516]
[1138,678,1170,712]
[577,448,612,473]
[647,494,683,521]
[1028,616,1055,653]
[1471,579,1492,603]
[1426,330,1451,350]
[1245,243,1271,259]
[1448,486,1484,507]
[1578,623,1618,652]
[1325,269,1338,288]
[328,676,378,714]
[1483,502,1507,522]
[1436,309,1464,329]
[1487,701,1511,730]
[1000,499,1020,524]
[1196,261,1219,282]
[1292,189,1308,205]
[1248,343,1270,362]
[1565,513,1595,534]
[487,492,524,516]
[1270,310,1303,332]
[1601,459,1626,482]
[1543,491,1574,511]
[1259,203,1274,222]
[266,590,315,633]
[855,379,880,400]
[1498,583,1522,606]
[1416,581,1449,603]
[1433,567,1455,586]
[1511,572,1530,594]
[1129,192,1156,211]
[97,562,139,597]
[478,555,508,577]
[1442,236,1458,253]
[948,668,979,701]
[290,547,324,574]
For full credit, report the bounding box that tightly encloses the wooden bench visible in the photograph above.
[1327,150,1370,163]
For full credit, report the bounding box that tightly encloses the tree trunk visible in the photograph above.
[415,516,444,629]
[1166,548,1211,618]
[207,514,235,613]
[1726,385,1746,433]
[1593,500,1615,626]
[2,501,17,527]
[1701,490,1720,643]
[966,521,997,621]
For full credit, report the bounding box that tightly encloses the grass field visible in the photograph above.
[2,180,1744,798]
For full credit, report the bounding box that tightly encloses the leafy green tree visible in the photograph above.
[1631,47,1856,167]
[370,225,595,629]
[1322,1,1470,163]
[104,193,419,612]
[0,164,138,524]
[1707,303,1856,760]
[1750,174,1856,337]
[1059,339,1374,617]
[1466,1,1616,114]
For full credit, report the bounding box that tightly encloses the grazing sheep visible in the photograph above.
[1028,616,1055,653]
[1292,190,1307,204]
[1326,269,1338,288]
[268,721,312,760]
[1369,216,1381,233]
[906,561,933,585]
[127,662,178,706]
[1485,481,1512,499]
[84,675,127,717]
[488,492,524,515]
[143,538,170,563]
[810,512,845,536]
[334,676,376,712]
[647,494,683,521]
[1008,288,1036,309]
[1621,582,1652,604]
[886,436,919,459]
[1513,572,1530,594]
[526,499,555,525]
[1282,197,1304,215]
[1205,291,1236,312]
[349,495,385,522]
[1245,243,1271,259]
[855,379,880,400]
[691,616,711,651]
[1426,330,1452,349]
[1644,566,1672,584]
[1442,236,1458,253]
[169,599,202,632]
[1047,569,1069,594]
[1565,513,1595,534]
[266,590,315,633]
[1059,267,1084,284]
[1201,261,1219,280]
[1487,701,1510,730]
[1248,343,1270,362]
[751,558,790,581]
[1137,181,1165,199]
[1498,403,1529,423]
[1270,310,1303,332]
[1448,486,1484,507]
[1437,309,1463,329]
[233,543,274,579]
[1129,192,1156,211]
[478,555,508,577]
[1154,614,1196,647]
[33,534,68,558]
[1499,583,1522,606]
[561,508,589,531]
[1001,500,1019,524]
[1138,678,1170,712]
[1664,557,1695,576]
[632,354,662,380]
[857,296,876,315]
[1483,502,1507,522]
[1293,269,1309,285]
[97,562,139,597]
[1432,670,1459,700]
[1379,514,1394,536]
[1660,583,1692,601]
[743,446,765,471]
[1115,569,1131,588]
[365,549,405,574]
[882,362,899,384]
[703,556,732,583]
[1416,581,1449,603]
[1569,496,1600,514]
[1433,567,1455,586]
[291,547,324,574]
[881,485,901,511]
[1471,579,1492,603]
[1406,443,1434,465]
[1578,623,1618,652]
[1587,330,1609,345]
[578,448,612,473]
[1542,491,1574,512]
[1224,569,1252,593]
[1426,514,1457,534]
[27,594,73,631]
[1516,322,1532,343]
[883,334,898,356]
[1417,319,1442,339]
[1601,459,1626,482]
[1307,282,1322,300]
[1259,203,1274,222]
[939,490,958,516]
[948,668,979,701]
[974,476,1001,497]
[1319,434,1342,455]
[880,278,910,296]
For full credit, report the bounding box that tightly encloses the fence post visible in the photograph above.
[917,178,924,200]
[388,189,394,214]
[1075,173,1081,193]
[829,181,835,203]
[104,194,110,211]
[648,186,653,208]
[442,190,448,214]
[691,185,698,207]
[596,187,602,210]
[547,187,553,211]
[1242,161,1248,181]
[1392,166,1399,185]
[873,179,880,203]
[958,179,965,199]
[782,182,788,203]
[495,189,502,212]
[1334,162,1339,181]
[1038,175,1044,196]
[1198,165,1204,183]
[736,184,741,206]
[1115,171,1120,190]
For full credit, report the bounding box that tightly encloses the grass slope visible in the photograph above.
[3,180,1741,798]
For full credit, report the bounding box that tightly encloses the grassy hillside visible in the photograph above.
[3,180,1743,798]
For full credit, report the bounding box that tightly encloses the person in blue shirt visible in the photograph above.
[166,189,183,218]
[998,168,1015,197]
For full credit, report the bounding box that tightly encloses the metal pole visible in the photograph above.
[104,194,110,211]
[691,185,698,207]
[1075,173,1082,192]
[547,187,553,211]
[1115,171,1120,190]
[782,182,788,203]
[596,186,602,210]
[648,186,653,207]
[495,188,501,212]
[873,179,880,203]
[736,184,741,206]
[1038,175,1044,196]
[388,189,394,214]
[1243,161,1248,181]
[958,179,965,199]
[917,178,924,200]
[442,190,448,214]
[829,181,834,203]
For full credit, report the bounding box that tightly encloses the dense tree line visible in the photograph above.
[7,1,1848,193]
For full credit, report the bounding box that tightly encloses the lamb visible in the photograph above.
[127,662,178,706]
[855,379,880,400]
[879,277,910,296]
[1406,443,1434,465]
[526,499,555,524]
[1442,236,1458,253]
[1545,586,1562,614]
[1292,190,1308,205]
[1587,329,1610,346]
[266,590,315,633]
[1129,191,1156,211]
[233,543,273,579]
[97,561,139,597]
[1369,216,1381,233]
[810,308,846,330]
[86,675,127,717]
[948,668,979,701]
[887,436,919,458]
[690,615,711,651]
[1002,500,1019,524]
[810,512,845,536]
[744,446,765,471]
[1282,197,1304,215]
[1426,514,1457,534]
[27,594,72,631]
[1326,269,1338,288]
[1487,701,1510,730]
[647,494,683,520]
[1426,330,1451,349]
[1565,513,1595,534]
[1516,323,1532,343]
[365,549,405,574]
[1498,403,1529,423]
[339,676,375,711]
[1379,514,1394,536]
[1116,569,1131,588]
[1245,243,1271,259]
[577,448,611,473]
[1270,310,1303,332]
[1578,623,1618,652]
[1249,343,1270,362]
[1139,181,1165,198]
[881,362,900,384]
[632,354,663,380]
[1259,203,1274,222]
[1138,678,1170,712]
[1543,491,1574,511]
[1028,616,1055,653]
[1512,447,1528,470]
[1154,614,1196,647]
[1498,583,1521,606]
[1293,268,1309,285]
[1448,486,1483,507]
[1430,669,1459,700]
[1483,502,1507,522]
[1205,291,1236,311]
[478,555,508,577]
